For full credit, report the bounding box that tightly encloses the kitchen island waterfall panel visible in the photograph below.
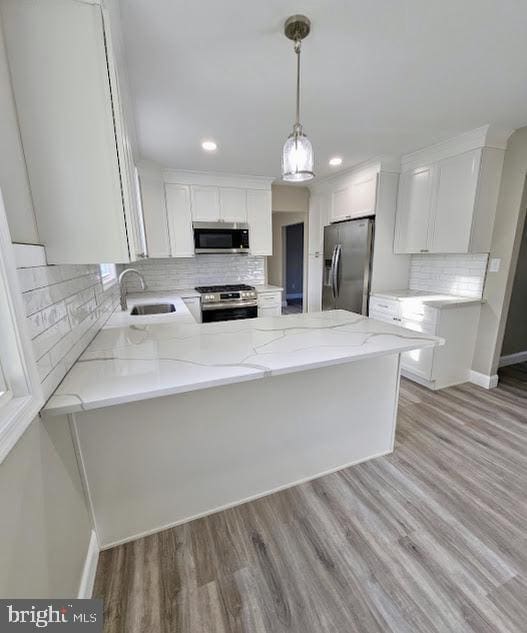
[70,354,400,548]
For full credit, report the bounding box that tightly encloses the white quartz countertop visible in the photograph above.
[43,307,442,416]
[103,292,197,328]
[372,289,484,308]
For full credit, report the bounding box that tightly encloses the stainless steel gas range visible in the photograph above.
[195,284,257,323]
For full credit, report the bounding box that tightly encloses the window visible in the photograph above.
[0,189,43,462]
[100,263,117,289]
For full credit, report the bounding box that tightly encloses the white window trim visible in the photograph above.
[0,190,43,463]
[100,263,117,290]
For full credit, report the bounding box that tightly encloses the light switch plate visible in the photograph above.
[488,257,501,273]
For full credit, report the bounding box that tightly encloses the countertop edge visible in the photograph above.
[42,335,442,417]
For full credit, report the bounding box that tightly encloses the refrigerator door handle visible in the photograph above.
[334,244,342,298]
[330,245,338,299]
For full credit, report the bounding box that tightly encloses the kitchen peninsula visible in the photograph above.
[44,304,441,548]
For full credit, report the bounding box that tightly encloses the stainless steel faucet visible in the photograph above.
[118,268,147,311]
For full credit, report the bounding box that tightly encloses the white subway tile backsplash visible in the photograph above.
[409,254,488,298]
[119,255,266,292]
[17,262,119,400]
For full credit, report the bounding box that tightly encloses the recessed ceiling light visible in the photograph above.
[329,157,342,167]
[201,140,217,152]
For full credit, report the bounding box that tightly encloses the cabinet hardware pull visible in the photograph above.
[420,249,429,253]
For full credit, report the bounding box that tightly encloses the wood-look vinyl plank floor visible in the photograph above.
[94,363,527,632]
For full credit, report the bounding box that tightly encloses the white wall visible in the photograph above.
[0,415,92,597]
[472,127,527,377]
[268,185,309,297]
[501,207,527,357]
[0,13,39,243]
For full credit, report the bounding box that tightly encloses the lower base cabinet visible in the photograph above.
[257,290,282,317]
[370,295,480,390]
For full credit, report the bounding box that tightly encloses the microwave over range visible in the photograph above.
[193,222,250,254]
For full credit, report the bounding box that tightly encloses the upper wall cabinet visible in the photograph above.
[330,170,378,223]
[1,0,143,263]
[162,172,273,257]
[137,166,171,258]
[394,128,508,254]
[191,186,248,223]
[246,190,272,255]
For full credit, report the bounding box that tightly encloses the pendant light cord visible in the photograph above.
[294,39,301,130]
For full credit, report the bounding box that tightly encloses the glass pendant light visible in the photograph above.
[282,15,315,182]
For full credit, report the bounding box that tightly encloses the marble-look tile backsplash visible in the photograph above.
[17,262,119,400]
[120,255,266,292]
[409,254,489,298]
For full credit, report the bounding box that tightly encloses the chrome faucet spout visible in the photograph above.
[118,268,147,311]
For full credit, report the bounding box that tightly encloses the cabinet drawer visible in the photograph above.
[401,318,437,337]
[257,292,282,308]
[369,296,401,320]
[400,303,438,327]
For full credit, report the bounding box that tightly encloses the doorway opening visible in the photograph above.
[282,222,304,314]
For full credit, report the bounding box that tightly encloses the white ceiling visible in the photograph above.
[119,0,527,180]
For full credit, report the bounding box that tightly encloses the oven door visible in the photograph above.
[202,305,258,323]
[193,222,250,254]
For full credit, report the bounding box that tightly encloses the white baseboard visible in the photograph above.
[78,530,99,598]
[499,350,527,367]
[469,370,499,389]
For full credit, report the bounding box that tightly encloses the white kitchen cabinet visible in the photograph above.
[191,186,221,222]
[394,166,435,254]
[395,140,505,254]
[182,296,202,322]
[330,187,353,223]
[247,190,272,255]
[257,290,282,316]
[431,150,481,253]
[330,170,377,223]
[219,188,247,223]
[165,184,194,257]
[137,168,171,258]
[1,0,141,264]
[349,173,378,218]
[370,293,480,389]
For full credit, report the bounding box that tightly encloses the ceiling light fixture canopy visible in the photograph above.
[281,15,314,182]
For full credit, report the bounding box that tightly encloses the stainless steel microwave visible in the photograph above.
[193,222,250,254]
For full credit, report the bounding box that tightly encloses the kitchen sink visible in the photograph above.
[130,303,176,315]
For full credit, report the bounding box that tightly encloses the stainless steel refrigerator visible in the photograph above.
[322,218,374,314]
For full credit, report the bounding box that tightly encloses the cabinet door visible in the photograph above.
[137,170,170,258]
[247,190,272,255]
[349,173,377,218]
[165,184,194,257]
[219,188,247,223]
[2,0,130,263]
[258,306,282,317]
[430,149,481,253]
[331,187,353,223]
[394,166,435,254]
[191,186,220,222]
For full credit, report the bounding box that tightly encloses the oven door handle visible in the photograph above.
[201,300,258,311]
